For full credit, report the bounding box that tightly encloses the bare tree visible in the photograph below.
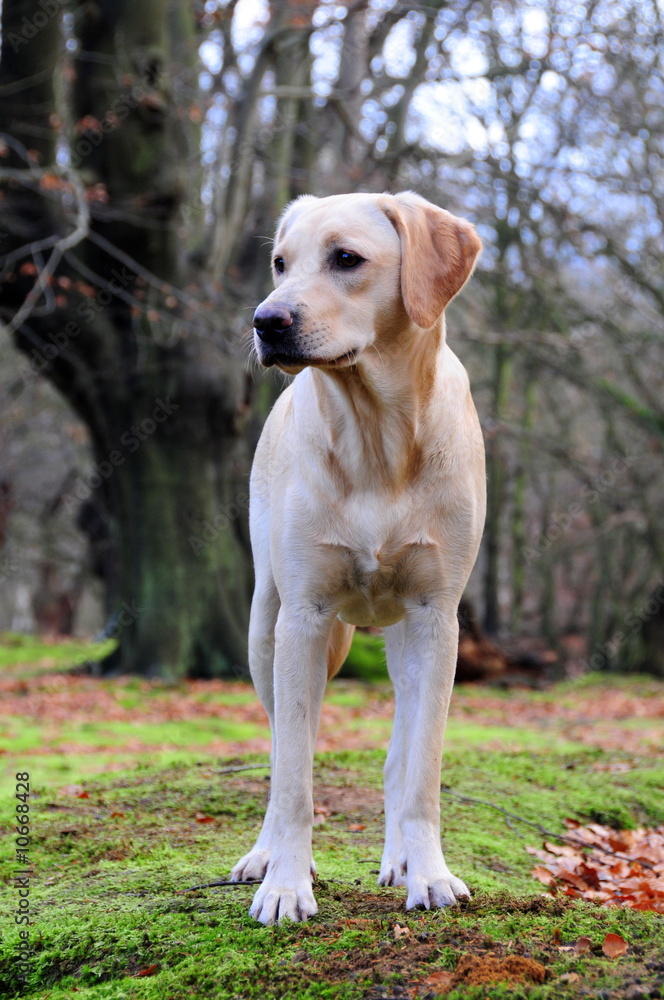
[3,0,662,677]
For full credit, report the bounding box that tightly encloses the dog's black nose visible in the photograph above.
[253,303,293,344]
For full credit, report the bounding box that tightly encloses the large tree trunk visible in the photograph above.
[0,0,254,677]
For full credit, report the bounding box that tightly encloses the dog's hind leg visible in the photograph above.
[379,621,408,887]
[326,619,355,680]
[230,568,280,882]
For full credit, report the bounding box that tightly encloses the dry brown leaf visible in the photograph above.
[602,933,628,958]
[529,823,664,913]
[421,968,454,989]
[194,813,214,823]
[135,964,159,977]
[575,935,593,954]
[393,923,410,939]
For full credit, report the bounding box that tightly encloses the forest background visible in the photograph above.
[0,0,662,681]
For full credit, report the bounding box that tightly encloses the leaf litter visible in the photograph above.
[529,818,664,912]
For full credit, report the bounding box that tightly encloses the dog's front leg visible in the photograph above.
[248,604,330,925]
[385,603,470,910]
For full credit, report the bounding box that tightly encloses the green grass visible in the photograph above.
[1,640,663,999]
[0,632,114,674]
[1,745,664,999]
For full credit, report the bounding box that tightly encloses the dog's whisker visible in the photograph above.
[371,342,383,361]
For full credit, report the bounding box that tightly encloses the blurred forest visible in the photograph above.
[0,0,662,679]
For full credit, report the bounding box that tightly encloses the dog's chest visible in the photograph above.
[318,505,443,628]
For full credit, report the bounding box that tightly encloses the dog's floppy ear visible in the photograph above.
[382,192,482,329]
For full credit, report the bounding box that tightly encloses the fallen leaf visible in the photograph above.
[194,813,214,823]
[109,811,125,818]
[135,964,159,977]
[533,865,555,884]
[347,824,366,831]
[575,935,593,954]
[77,792,90,799]
[393,923,410,939]
[529,823,664,913]
[421,969,454,989]
[602,933,628,958]
[559,972,580,983]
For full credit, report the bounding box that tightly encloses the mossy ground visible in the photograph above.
[1,636,663,999]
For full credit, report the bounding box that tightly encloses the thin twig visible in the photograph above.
[185,878,262,891]
[215,764,271,775]
[440,788,657,871]
[86,229,207,314]
[3,168,89,336]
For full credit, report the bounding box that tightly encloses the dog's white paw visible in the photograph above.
[249,877,318,925]
[377,858,407,887]
[405,868,470,910]
[230,847,271,882]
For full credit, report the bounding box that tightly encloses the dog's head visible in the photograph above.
[252,191,481,372]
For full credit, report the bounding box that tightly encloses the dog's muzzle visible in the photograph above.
[253,302,302,367]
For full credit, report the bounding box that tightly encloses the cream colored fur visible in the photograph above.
[230,191,486,925]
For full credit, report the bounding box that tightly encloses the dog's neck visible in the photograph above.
[309,317,447,490]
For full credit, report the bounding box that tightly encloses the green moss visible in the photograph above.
[1,745,663,999]
[0,633,114,673]
[1,655,663,999]
[340,631,387,682]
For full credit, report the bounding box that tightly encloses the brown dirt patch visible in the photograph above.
[451,953,546,987]
[315,784,384,818]
[224,778,385,822]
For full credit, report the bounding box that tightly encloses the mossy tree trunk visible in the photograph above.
[0,0,254,677]
[2,0,500,678]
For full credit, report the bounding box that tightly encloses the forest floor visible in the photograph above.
[0,633,663,1000]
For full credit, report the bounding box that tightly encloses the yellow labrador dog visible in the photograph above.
[231,191,485,925]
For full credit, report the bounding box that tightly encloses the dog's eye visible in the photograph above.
[335,250,364,269]
[273,257,285,274]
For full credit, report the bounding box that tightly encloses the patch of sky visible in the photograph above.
[383,18,418,79]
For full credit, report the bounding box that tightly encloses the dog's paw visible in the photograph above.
[230,848,271,882]
[377,859,407,887]
[249,878,318,925]
[405,869,470,911]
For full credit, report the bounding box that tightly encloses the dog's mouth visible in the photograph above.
[263,348,361,372]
